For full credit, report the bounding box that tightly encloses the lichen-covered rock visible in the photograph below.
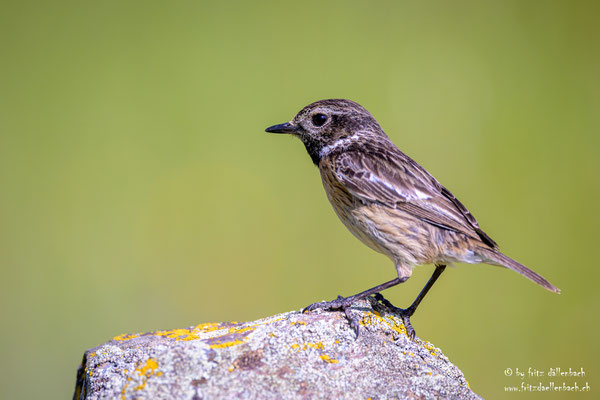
[73,297,481,399]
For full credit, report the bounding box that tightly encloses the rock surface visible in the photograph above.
[73,296,481,399]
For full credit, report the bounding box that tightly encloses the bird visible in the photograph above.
[265,99,560,339]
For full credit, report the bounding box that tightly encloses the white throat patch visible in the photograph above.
[319,132,363,159]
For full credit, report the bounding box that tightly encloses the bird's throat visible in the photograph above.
[301,137,325,166]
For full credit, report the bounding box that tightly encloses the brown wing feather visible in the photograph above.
[439,186,498,248]
[331,143,498,248]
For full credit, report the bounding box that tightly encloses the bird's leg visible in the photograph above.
[303,277,406,337]
[374,264,446,339]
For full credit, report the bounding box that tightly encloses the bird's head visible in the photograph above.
[266,99,385,165]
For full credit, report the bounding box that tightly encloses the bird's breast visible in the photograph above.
[319,160,399,259]
[318,158,452,267]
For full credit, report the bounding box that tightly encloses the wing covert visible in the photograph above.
[330,149,496,247]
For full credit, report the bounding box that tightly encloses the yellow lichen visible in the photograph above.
[228,325,255,335]
[360,311,409,338]
[113,333,140,341]
[155,327,205,341]
[137,359,158,376]
[320,354,339,363]
[195,322,221,332]
[152,322,257,342]
[119,317,284,360]
[306,342,324,350]
[422,341,438,357]
[209,339,246,349]
[291,342,325,352]
[121,376,131,399]
[132,358,160,391]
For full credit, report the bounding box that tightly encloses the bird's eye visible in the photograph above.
[312,113,328,127]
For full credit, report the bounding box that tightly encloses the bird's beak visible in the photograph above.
[265,122,299,134]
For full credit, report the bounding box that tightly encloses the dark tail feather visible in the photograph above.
[477,248,561,294]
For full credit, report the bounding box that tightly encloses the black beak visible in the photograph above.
[265,122,298,134]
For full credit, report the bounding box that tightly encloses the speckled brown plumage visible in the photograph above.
[266,99,559,337]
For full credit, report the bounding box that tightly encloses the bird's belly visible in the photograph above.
[321,180,429,266]
[347,204,432,265]
[319,165,480,270]
[337,201,480,267]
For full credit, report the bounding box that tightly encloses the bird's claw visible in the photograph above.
[302,295,348,313]
[373,293,417,340]
[303,295,360,338]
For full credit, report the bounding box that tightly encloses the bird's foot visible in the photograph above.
[303,295,360,338]
[373,293,417,340]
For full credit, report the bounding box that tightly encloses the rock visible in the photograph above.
[73,296,481,399]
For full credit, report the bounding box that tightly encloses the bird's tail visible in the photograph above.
[477,247,560,293]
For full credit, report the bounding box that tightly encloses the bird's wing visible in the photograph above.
[331,148,498,248]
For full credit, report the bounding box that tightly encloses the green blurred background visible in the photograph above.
[1,1,598,398]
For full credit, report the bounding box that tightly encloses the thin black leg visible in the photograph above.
[303,277,407,337]
[375,264,446,339]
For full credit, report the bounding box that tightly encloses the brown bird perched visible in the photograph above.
[266,99,560,338]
